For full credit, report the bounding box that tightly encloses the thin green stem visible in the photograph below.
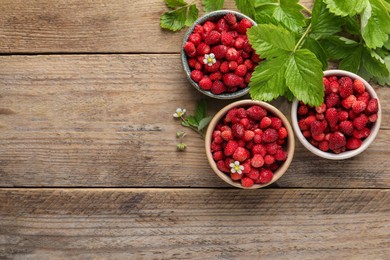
[180,116,205,138]
[293,23,312,52]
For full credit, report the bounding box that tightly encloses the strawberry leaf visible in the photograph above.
[249,54,289,101]
[198,117,212,131]
[311,0,342,38]
[164,0,187,8]
[195,100,207,123]
[247,24,295,59]
[185,4,199,26]
[202,0,224,12]
[323,0,368,17]
[302,37,328,70]
[285,49,324,106]
[272,0,306,32]
[160,7,188,31]
[362,48,390,78]
[235,0,256,19]
[339,45,363,73]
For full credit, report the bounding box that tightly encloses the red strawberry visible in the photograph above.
[216,18,229,32]
[352,100,367,114]
[232,123,245,138]
[199,77,212,90]
[216,160,229,173]
[224,140,238,156]
[353,127,370,139]
[346,137,362,150]
[357,92,370,105]
[243,130,255,142]
[190,70,203,82]
[270,117,282,130]
[221,31,234,46]
[226,48,240,61]
[247,168,260,180]
[353,114,368,130]
[244,72,252,83]
[264,155,275,165]
[236,18,253,34]
[235,64,247,77]
[252,144,266,157]
[353,79,365,94]
[196,43,210,55]
[246,106,267,120]
[329,80,339,93]
[184,41,196,57]
[224,13,237,25]
[211,45,228,59]
[366,98,378,114]
[274,149,287,161]
[241,177,254,187]
[266,143,279,155]
[234,37,245,50]
[241,160,251,174]
[203,21,215,32]
[251,154,264,168]
[329,131,346,150]
[325,108,338,128]
[209,71,222,81]
[204,30,221,45]
[318,140,329,152]
[221,129,233,141]
[260,116,271,129]
[193,24,204,34]
[278,127,288,139]
[262,129,278,143]
[310,120,326,136]
[304,115,316,127]
[326,92,340,108]
[338,111,349,122]
[339,76,353,98]
[233,147,249,162]
[223,73,244,87]
[315,103,326,114]
[228,61,238,71]
[211,81,226,94]
[258,169,273,184]
[298,105,309,116]
[188,33,201,46]
[368,113,378,123]
[341,95,356,109]
[244,59,254,70]
[204,61,221,73]
[339,121,353,136]
[213,151,224,161]
[220,61,230,73]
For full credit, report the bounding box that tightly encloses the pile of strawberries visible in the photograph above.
[297,75,379,153]
[210,105,289,188]
[183,13,261,95]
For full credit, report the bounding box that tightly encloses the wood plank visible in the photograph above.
[0,188,389,259]
[0,0,311,53]
[0,55,389,188]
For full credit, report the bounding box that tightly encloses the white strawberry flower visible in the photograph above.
[230,161,244,174]
[203,53,216,66]
[173,108,186,118]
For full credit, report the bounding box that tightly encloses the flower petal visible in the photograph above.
[229,163,235,168]
[234,161,240,166]
[230,168,236,173]
[173,113,179,118]
[182,109,186,114]
[239,165,244,170]
[209,53,215,58]
[237,170,242,174]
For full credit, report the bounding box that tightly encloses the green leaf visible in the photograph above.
[361,0,390,49]
[186,115,198,127]
[272,0,306,32]
[198,116,212,131]
[160,7,187,31]
[303,37,328,70]
[339,45,363,73]
[362,47,390,78]
[285,49,324,106]
[319,36,359,60]
[181,121,190,127]
[384,38,390,50]
[283,88,294,101]
[195,100,207,123]
[202,0,224,12]
[342,16,361,35]
[310,0,342,38]
[185,4,199,26]
[323,0,368,16]
[255,5,279,25]
[249,54,289,101]
[165,0,187,9]
[373,55,390,85]
[235,0,256,19]
[254,0,277,7]
[247,24,295,59]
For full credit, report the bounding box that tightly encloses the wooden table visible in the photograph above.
[0,1,389,259]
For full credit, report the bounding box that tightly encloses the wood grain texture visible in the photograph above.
[0,55,389,188]
[0,0,311,54]
[0,188,389,259]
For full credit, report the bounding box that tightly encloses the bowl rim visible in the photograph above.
[291,69,382,160]
[181,10,257,100]
[205,99,295,189]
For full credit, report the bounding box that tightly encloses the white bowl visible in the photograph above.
[291,70,381,160]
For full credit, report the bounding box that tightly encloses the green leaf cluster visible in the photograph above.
[181,100,211,136]
[160,0,199,31]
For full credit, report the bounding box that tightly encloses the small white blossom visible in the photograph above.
[173,108,186,118]
[229,161,244,174]
[203,53,216,66]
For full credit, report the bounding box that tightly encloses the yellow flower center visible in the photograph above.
[234,165,241,171]
[207,57,214,63]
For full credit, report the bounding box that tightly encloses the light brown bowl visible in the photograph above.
[205,100,295,189]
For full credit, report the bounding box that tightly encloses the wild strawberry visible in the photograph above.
[237,18,253,34]
[329,80,339,93]
[310,120,325,136]
[244,59,254,70]
[210,45,227,59]
[311,139,319,147]
[264,155,275,165]
[315,103,326,114]
[194,61,203,71]
[241,177,254,187]
[235,64,247,77]
[237,139,245,147]
[353,79,365,94]
[338,111,349,122]
[216,18,229,32]
[353,127,370,139]
[274,149,287,161]
[278,127,288,139]
[224,109,237,123]
[188,33,201,46]
[244,72,252,83]
[216,160,229,173]
[328,76,338,82]
[221,31,234,46]
[339,76,353,98]
[266,143,279,155]
[251,154,264,168]
[326,92,340,108]
[196,43,210,55]
[353,114,368,130]
[224,140,238,156]
[318,140,329,152]
[205,61,221,73]
[193,24,204,34]
[234,37,245,49]
[304,115,317,127]
[204,30,221,45]
[199,77,212,90]
[341,95,356,109]
[251,53,261,63]
[368,113,378,123]
[262,128,278,143]
[224,13,237,25]
[188,58,197,68]
[339,121,353,136]
[312,133,325,141]
[346,137,362,150]
[270,117,282,130]
[242,51,250,59]
[349,110,358,120]
[213,135,223,144]
[223,73,243,87]
[190,70,203,82]
[246,106,267,120]
[247,168,260,181]
[316,113,325,120]
[230,172,242,181]
[241,160,251,174]
[240,118,249,129]
[329,131,346,150]
[298,119,309,131]
[325,108,338,128]
[243,130,255,142]
[221,130,233,141]
[233,147,248,162]
[259,116,271,129]
[236,108,247,118]
[228,61,238,71]
[297,105,309,116]
[232,123,245,139]
[352,100,367,114]
[210,141,221,152]
[184,41,196,57]
[252,144,266,157]
[357,92,370,105]
[203,21,215,32]
[366,98,378,114]
[220,61,229,73]
[258,169,273,184]
[213,151,224,161]
[226,47,240,61]
[253,134,262,144]
[209,71,222,81]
